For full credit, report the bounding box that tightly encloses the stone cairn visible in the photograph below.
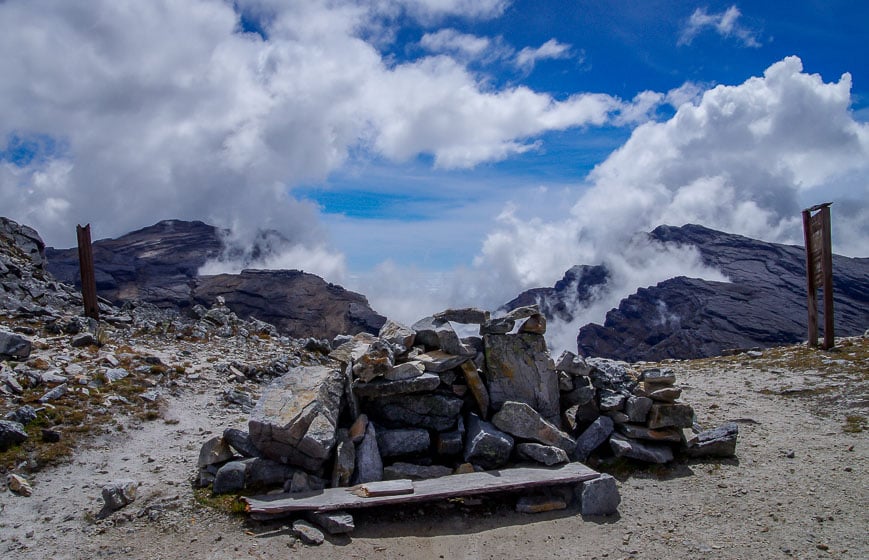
[196,305,737,536]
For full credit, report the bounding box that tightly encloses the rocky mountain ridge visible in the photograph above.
[508,224,869,362]
[44,219,386,339]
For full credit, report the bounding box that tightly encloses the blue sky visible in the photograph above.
[2,1,868,333]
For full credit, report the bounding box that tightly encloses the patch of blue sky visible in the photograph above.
[0,132,66,168]
[232,1,269,40]
[295,186,451,221]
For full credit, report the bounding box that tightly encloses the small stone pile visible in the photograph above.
[196,305,737,536]
[569,359,738,465]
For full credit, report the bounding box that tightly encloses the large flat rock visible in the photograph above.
[249,365,345,471]
[483,333,560,425]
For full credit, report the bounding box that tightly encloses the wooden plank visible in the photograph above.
[351,479,414,497]
[802,208,818,347]
[245,463,600,517]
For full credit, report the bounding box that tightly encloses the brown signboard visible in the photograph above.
[802,203,833,349]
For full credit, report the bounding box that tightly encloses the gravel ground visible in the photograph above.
[1,337,866,560]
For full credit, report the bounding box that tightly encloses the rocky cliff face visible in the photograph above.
[508,224,869,362]
[44,220,385,339]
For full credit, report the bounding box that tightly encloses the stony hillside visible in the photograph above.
[44,219,386,339]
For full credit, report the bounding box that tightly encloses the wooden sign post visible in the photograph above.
[801,203,833,349]
[76,224,100,321]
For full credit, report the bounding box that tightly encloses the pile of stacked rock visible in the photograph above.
[196,304,736,532]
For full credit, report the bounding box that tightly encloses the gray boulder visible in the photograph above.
[682,422,739,458]
[573,416,614,461]
[463,413,514,470]
[197,436,235,468]
[101,480,137,512]
[213,461,247,494]
[554,351,592,376]
[293,519,325,545]
[243,457,295,488]
[580,474,620,516]
[516,443,568,466]
[609,433,674,463]
[353,422,383,484]
[0,420,28,451]
[491,401,576,454]
[368,393,463,431]
[376,428,430,457]
[306,511,355,535]
[248,365,345,471]
[484,333,560,425]
[416,350,470,373]
[0,331,31,359]
[378,319,416,353]
[222,428,261,458]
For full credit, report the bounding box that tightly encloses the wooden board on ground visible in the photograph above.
[245,462,599,518]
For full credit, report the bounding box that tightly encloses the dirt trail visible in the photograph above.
[2,340,867,560]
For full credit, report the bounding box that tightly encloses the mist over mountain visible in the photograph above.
[507,224,869,361]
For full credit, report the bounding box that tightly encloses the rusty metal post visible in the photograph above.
[76,224,100,321]
[802,203,833,349]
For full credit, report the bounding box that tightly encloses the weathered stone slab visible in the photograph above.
[328,333,376,365]
[376,428,431,457]
[433,308,490,325]
[609,433,674,463]
[293,519,325,545]
[368,393,463,431]
[353,422,382,484]
[618,423,682,443]
[384,361,424,381]
[352,339,394,382]
[505,305,540,320]
[378,319,416,354]
[580,473,620,516]
[484,333,560,425]
[641,367,676,385]
[648,387,682,402]
[573,415,614,461]
[518,314,546,334]
[479,317,515,335]
[384,462,453,480]
[459,361,490,418]
[416,350,470,373]
[647,403,694,429]
[248,365,345,471]
[492,401,576,454]
[0,330,31,359]
[464,413,514,470]
[517,443,568,466]
[554,351,592,376]
[587,358,637,394]
[412,316,473,355]
[352,373,440,398]
[682,422,738,458]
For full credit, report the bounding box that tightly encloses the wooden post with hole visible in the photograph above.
[76,224,100,321]
[802,203,833,349]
